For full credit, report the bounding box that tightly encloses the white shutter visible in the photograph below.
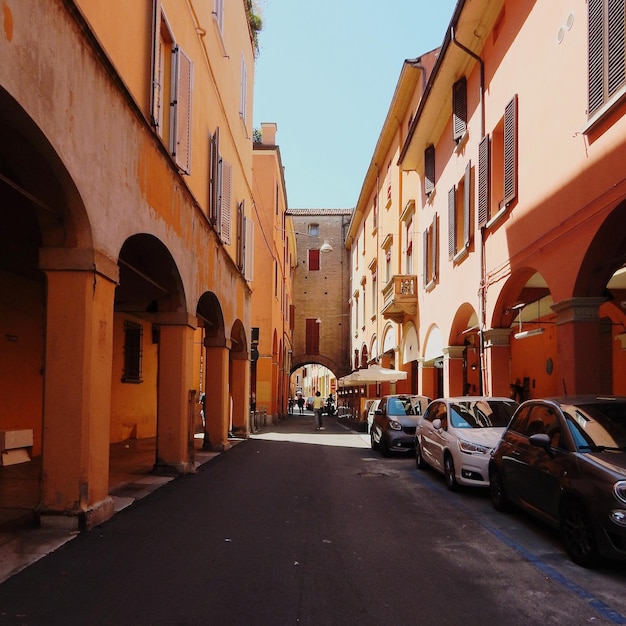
[220,160,232,244]
[170,45,193,174]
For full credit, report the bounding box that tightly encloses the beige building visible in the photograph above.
[251,122,296,423]
[1,0,260,529]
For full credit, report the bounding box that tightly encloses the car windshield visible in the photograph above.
[387,398,416,416]
[563,401,626,451]
[449,400,517,429]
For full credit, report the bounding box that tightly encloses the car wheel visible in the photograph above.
[443,454,458,491]
[370,429,378,450]
[489,467,509,511]
[415,442,427,470]
[560,499,600,568]
[379,434,390,457]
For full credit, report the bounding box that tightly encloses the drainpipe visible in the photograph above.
[450,26,487,395]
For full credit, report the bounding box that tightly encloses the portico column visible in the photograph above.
[155,313,197,474]
[230,354,250,437]
[552,298,608,394]
[443,346,465,397]
[483,328,513,397]
[204,341,231,451]
[417,357,437,399]
[39,248,118,530]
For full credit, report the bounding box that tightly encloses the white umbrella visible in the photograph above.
[341,364,408,384]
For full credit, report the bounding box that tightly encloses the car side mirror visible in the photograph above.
[529,433,555,456]
[432,418,442,430]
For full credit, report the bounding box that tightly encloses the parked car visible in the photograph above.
[416,396,518,490]
[366,399,381,433]
[489,396,626,567]
[371,395,431,455]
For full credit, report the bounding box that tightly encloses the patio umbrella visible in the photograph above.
[341,364,408,384]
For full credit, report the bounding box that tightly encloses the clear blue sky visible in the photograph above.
[253,0,458,209]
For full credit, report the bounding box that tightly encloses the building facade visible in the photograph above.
[0,0,259,529]
[251,122,296,423]
[349,0,626,404]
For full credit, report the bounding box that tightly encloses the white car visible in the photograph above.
[415,397,518,490]
[366,399,380,433]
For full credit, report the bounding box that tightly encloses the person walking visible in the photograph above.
[312,391,325,430]
[297,393,305,415]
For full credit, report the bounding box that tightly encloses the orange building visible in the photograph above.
[350,0,626,403]
[0,0,260,529]
[250,122,296,423]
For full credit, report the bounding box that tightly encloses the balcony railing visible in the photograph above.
[381,275,417,323]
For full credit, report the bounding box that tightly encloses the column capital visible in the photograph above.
[551,297,606,324]
[483,328,513,347]
[443,346,466,360]
[153,312,197,329]
[39,247,119,283]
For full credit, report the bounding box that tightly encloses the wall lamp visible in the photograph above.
[514,328,545,340]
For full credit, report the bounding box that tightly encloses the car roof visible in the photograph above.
[432,396,517,403]
[522,395,626,405]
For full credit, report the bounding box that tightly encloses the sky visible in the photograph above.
[252,0,458,209]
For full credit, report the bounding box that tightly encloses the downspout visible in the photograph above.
[450,26,487,395]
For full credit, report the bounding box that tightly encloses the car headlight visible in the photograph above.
[388,420,402,431]
[457,438,490,455]
[614,481,626,505]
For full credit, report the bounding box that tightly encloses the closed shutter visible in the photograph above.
[477,135,490,228]
[448,186,456,260]
[209,128,220,225]
[171,45,193,174]
[608,0,626,97]
[237,201,244,271]
[431,214,438,282]
[150,0,161,127]
[463,161,471,248]
[503,95,518,207]
[305,318,320,355]
[588,0,604,114]
[424,145,435,196]
[422,229,428,287]
[244,216,254,282]
[309,249,320,271]
[452,76,467,142]
[220,160,232,244]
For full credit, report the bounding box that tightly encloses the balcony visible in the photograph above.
[381,275,417,323]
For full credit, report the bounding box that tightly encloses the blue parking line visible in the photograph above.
[411,471,626,624]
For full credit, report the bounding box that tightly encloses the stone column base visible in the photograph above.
[37,496,115,532]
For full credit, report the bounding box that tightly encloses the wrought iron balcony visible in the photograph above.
[381,275,418,323]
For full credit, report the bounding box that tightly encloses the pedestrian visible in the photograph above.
[288,397,294,414]
[297,394,305,415]
[313,391,325,430]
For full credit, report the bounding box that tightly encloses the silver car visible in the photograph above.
[416,397,518,490]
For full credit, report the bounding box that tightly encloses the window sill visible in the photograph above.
[582,84,626,135]
[452,246,469,264]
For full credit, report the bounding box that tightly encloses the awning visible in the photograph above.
[338,364,408,386]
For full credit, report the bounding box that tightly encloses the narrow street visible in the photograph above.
[0,412,625,625]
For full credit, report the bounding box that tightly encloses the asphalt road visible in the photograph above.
[1,412,626,625]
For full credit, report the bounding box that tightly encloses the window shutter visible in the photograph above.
[209,128,220,225]
[308,249,320,271]
[588,0,605,115]
[424,145,435,196]
[305,318,320,355]
[477,135,490,227]
[237,201,245,271]
[170,45,193,174]
[244,216,254,282]
[240,54,248,123]
[150,0,161,127]
[220,159,232,244]
[452,76,467,143]
[432,214,438,282]
[503,95,518,207]
[463,161,471,248]
[422,229,428,287]
[608,0,626,98]
[448,186,456,260]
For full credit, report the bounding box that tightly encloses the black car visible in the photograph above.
[489,396,626,567]
[370,394,431,456]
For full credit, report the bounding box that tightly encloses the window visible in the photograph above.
[423,214,438,289]
[588,0,626,117]
[305,318,320,354]
[237,201,254,281]
[385,162,392,206]
[213,0,225,35]
[150,5,192,174]
[424,145,435,196]
[405,218,413,274]
[220,159,232,244]
[308,248,320,271]
[448,162,471,260]
[452,76,467,143]
[308,223,319,236]
[122,321,143,383]
[477,95,517,227]
[371,268,377,317]
[385,249,392,283]
[240,53,248,127]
